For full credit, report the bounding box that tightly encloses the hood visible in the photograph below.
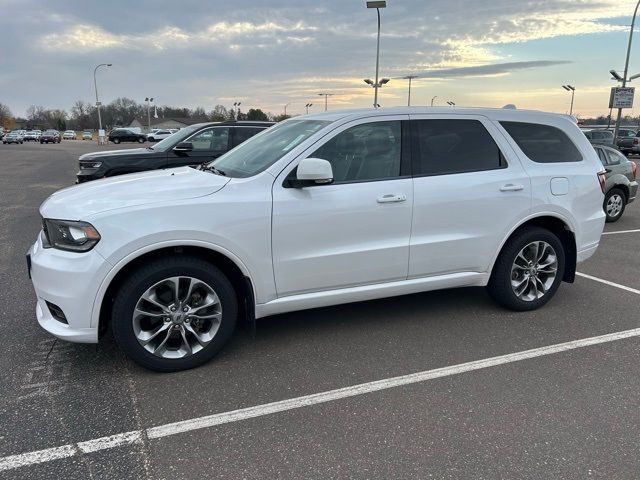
[79,148,158,160]
[41,167,230,219]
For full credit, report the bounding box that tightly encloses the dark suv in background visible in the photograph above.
[108,128,147,144]
[77,121,274,182]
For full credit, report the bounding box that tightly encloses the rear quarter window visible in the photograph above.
[501,121,583,163]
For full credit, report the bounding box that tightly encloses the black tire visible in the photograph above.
[148,137,155,142]
[604,188,626,223]
[487,227,565,311]
[111,255,238,372]
[137,137,145,143]
[113,138,120,144]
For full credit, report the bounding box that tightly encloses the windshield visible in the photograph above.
[210,120,330,178]
[151,124,201,151]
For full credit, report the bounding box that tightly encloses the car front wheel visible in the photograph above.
[111,256,238,372]
[604,188,626,222]
[137,137,145,143]
[488,227,565,311]
[112,138,120,144]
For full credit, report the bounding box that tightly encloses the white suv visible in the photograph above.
[28,107,606,371]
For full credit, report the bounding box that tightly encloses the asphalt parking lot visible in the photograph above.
[0,141,639,479]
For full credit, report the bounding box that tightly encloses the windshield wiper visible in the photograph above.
[199,162,227,176]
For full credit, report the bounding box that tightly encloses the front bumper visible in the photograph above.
[28,233,112,343]
[76,168,104,183]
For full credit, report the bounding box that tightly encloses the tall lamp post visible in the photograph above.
[430,95,438,107]
[233,102,241,120]
[305,103,313,114]
[317,93,333,111]
[612,0,640,141]
[93,63,112,134]
[562,85,575,115]
[284,103,291,116]
[145,97,154,133]
[366,1,386,108]
[402,75,419,106]
[446,101,456,106]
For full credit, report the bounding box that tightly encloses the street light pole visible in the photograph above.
[145,97,154,133]
[367,1,386,108]
[305,103,313,114]
[317,93,333,111]
[284,103,291,116]
[562,85,575,116]
[431,95,437,107]
[402,75,419,106]
[93,63,112,134]
[614,0,640,141]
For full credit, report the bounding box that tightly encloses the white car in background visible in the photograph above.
[147,129,177,142]
[24,130,38,141]
[63,130,77,140]
[28,107,606,372]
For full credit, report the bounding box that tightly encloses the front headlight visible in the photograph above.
[80,161,102,169]
[43,219,101,252]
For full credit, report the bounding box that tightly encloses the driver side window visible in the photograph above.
[310,121,402,183]
[189,128,229,151]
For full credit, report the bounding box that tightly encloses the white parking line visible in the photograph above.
[601,229,640,236]
[576,272,640,295]
[2,327,640,472]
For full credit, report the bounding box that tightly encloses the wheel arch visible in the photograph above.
[490,214,577,284]
[95,243,255,338]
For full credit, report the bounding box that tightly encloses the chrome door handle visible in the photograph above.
[500,184,524,192]
[377,194,407,203]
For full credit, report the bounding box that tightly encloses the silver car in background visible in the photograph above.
[593,144,638,222]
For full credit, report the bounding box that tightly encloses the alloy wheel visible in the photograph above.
[510,241,558,302]
[606,193,623,219]
[132,276,222,359]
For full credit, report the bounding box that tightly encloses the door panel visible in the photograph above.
[271,116,413,297]
[408,115,532,278]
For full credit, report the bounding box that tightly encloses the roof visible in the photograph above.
[303,106,576,124]
[129,117,209,127]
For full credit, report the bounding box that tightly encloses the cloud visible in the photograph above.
[401,60,572,80]
[40,20,317,51]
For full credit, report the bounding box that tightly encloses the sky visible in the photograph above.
[1,0,640,118]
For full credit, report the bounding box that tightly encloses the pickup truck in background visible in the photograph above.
[618,131,640,156]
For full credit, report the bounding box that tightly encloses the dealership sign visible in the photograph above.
[609,87,635,108]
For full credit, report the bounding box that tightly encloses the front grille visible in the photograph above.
[46,301,68,324]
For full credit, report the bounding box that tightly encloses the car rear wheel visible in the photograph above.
[137,137,145,143]
[111,256,238,372]
[604,188,626,222]
[113,138,120,144]
[487,227,565,311]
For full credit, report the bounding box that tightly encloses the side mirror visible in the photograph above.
[173,141,193,152]
[296,158,334,185]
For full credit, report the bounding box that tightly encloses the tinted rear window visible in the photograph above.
[501,121,582,163]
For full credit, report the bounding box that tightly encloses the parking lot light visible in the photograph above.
[317,93,333,111]
[366,0,387,109]
[401,75,419,106]
[562,85,576,116]
[93,63,112,137]
[431,95,438,107]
